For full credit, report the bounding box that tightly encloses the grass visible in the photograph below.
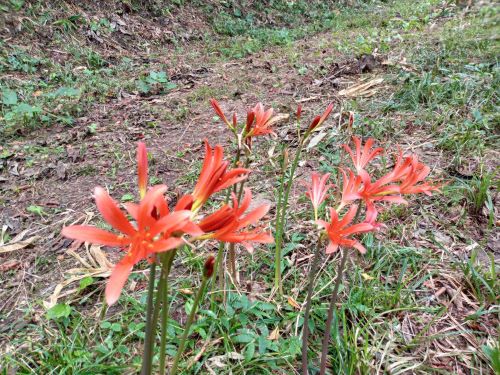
[1,0,498,374]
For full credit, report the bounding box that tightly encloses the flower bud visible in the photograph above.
[348,111,354,131]
[203,255,216,278]
[308,115,321,131]
[232,112,237,129]
[296,104,302,121]
[137,142,148,199]
[246,111,255,133]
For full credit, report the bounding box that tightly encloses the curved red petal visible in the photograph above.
[94,187,136,236]
[137,185,168,230]
[149,210,191,237]
[106,259,134,305]
[62,225,130,247]
[137,142,148,199]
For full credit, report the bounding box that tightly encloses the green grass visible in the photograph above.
[1,0,498,374]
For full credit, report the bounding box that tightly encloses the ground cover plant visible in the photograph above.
[1,0,498,374]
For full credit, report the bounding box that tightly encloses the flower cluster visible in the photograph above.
[306,136,441,254]
[62,140,272,305]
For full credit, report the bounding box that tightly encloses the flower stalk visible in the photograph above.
[141,262,157,375]
[158,250,177,375]
[170,257,215,375]
[319,246,349,375]
[301,236,324,375]
[274,139,304,295]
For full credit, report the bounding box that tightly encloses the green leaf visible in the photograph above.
[256,302,275,311]
[51,87,80,98]
[244,341,255,361]
[233,333,254,343]
[78,276,94,291]
[111,323,122,332]
[258,335,268,354]
[15,103,41,116]
[137,80,150,93]
[100,321,112,329]
[27,205,45,216]
[163,82,177,91]
[47,303,72,320]
[121,193,135,202]
[483,345,500,374]
[2,89,17,105]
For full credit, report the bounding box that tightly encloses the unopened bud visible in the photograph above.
[296,104,302,121]
[348,111,354,130]
[246,111,255,133]
[232,113,237,128]
[203,256,215,278]
[282,148,289,171]
[308,115,321,131]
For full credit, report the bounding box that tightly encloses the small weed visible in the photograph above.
[136,71,177,95]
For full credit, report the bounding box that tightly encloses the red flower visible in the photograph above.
[305,172,332,219]
[199,188,273,253]
[339,169,363,206]
[245,103,275,138]
[342,136,383,174]
[61,185,194,305]
[394,155,441,195]
[137,142,148,199]
[308,103,334,131]
[339,169,404,223]
[210,98,232,129]
[191,140,250,211]
[317,205,374,254]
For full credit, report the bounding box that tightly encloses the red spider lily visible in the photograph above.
[398,155,441,195]
[124,193,203,237]
[137,142,148,199]
[339,169,363,207]
[306,172,332,219]
[61,185,194,305]
[191,140,250,211]
[342,136,383,174]
[245,103,275,138]
[339,169,404,223]
[317,205,374,254]
[210,98,232,129]
[199,188,273,253]
[308,102,334,131]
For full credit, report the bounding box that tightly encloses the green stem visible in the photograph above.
[274,141,304,295]
[158,250,177,375]
[212,145,242,302]
[274,148,288,241]
[301,238,324,375]
[141,262,157,375]
[228,154,250,284]
[210,240,226,310]
[170,274,211,375]
[319,247,349,375]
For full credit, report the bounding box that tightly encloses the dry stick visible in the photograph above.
[141,262,157,375]
[319,247,349,375]
[301,238,324,375]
